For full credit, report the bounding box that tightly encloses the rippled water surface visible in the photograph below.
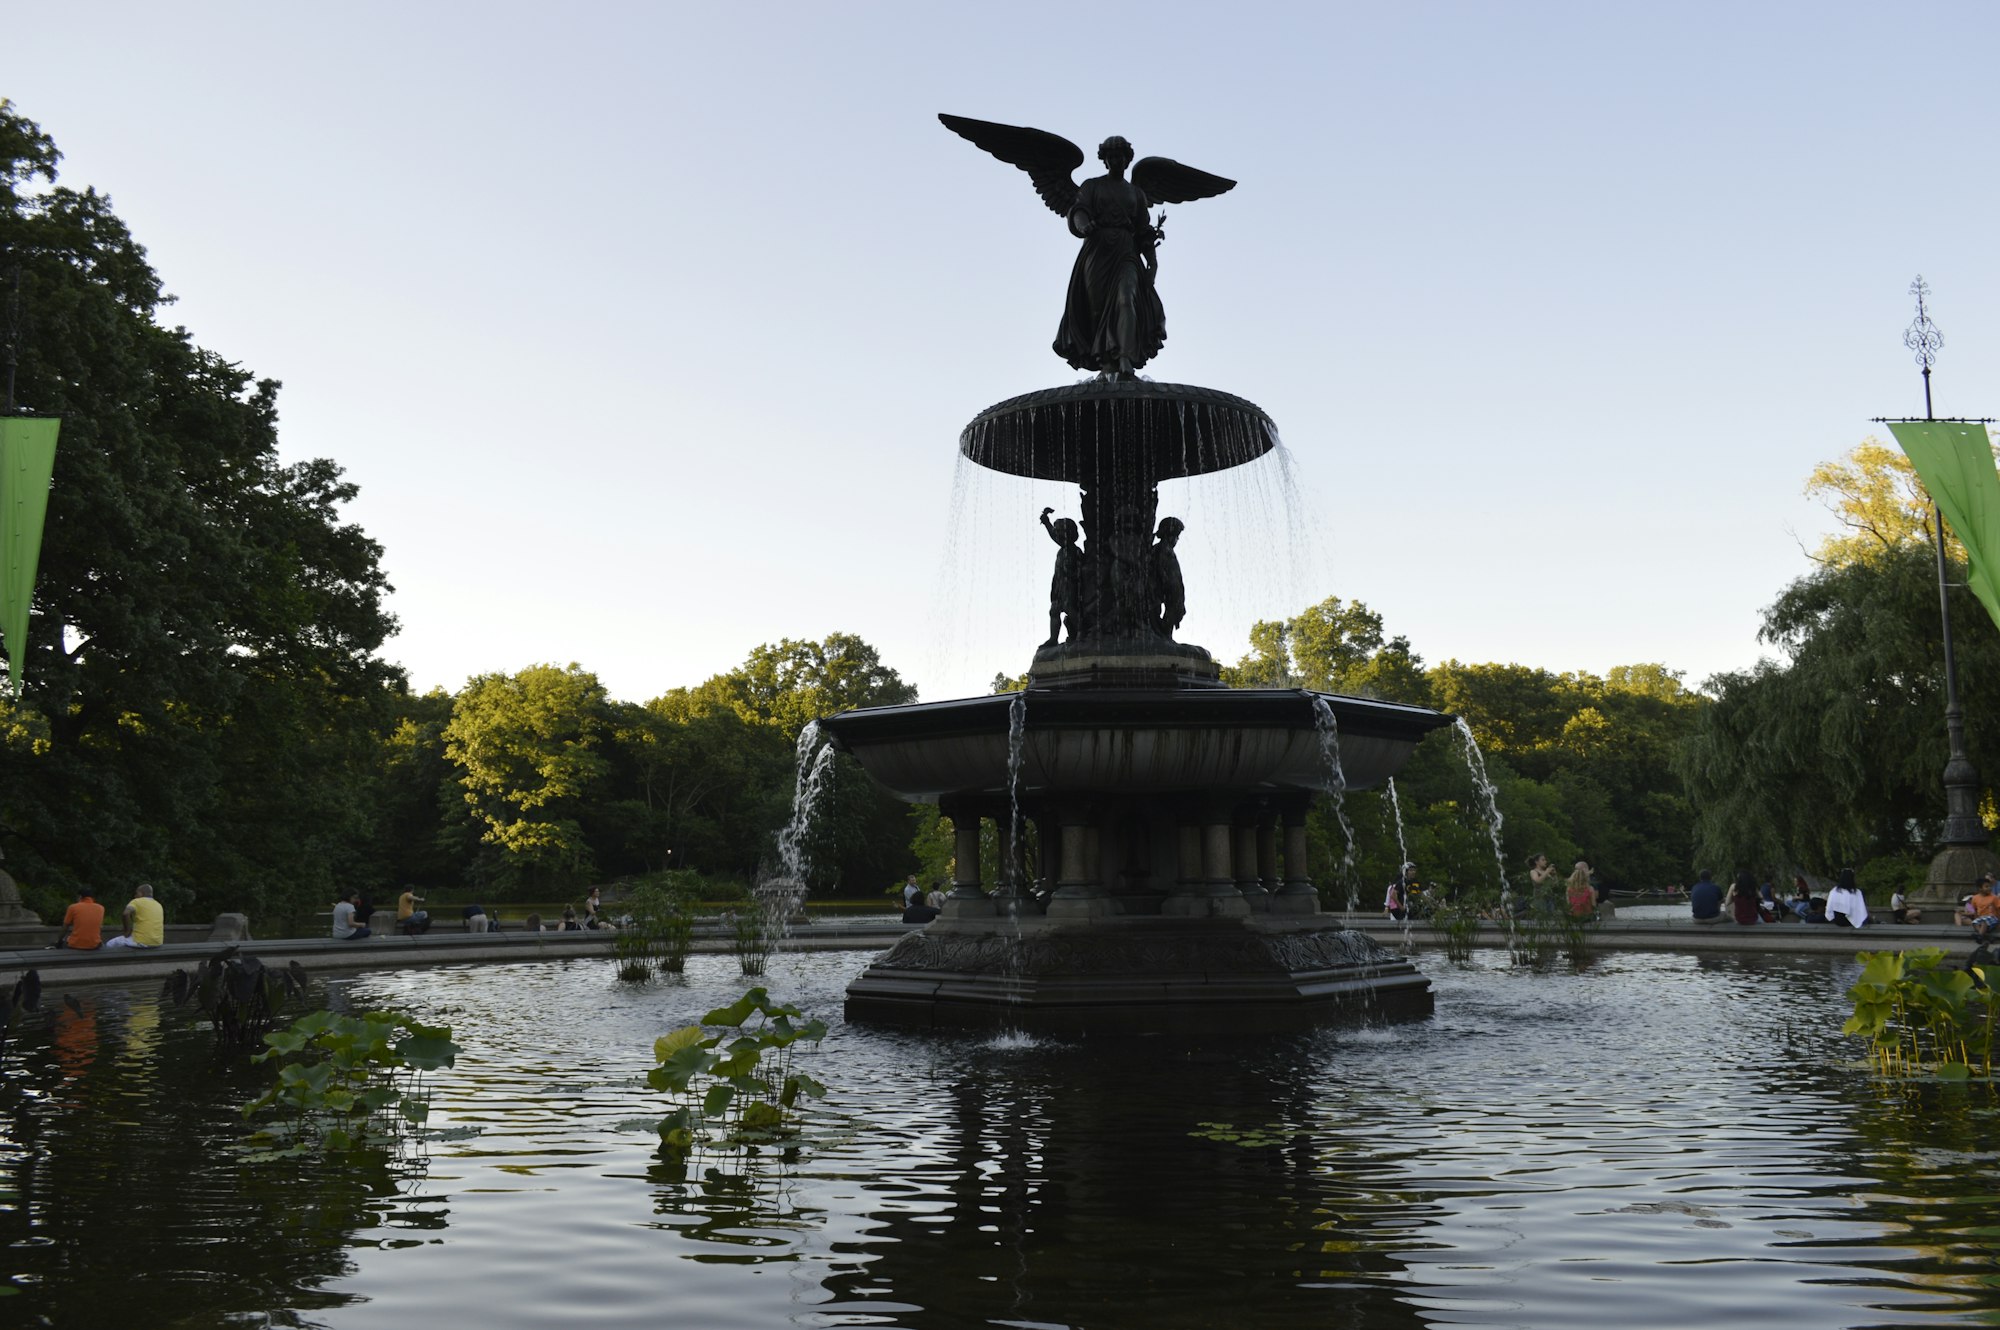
[3,948,1999,1328]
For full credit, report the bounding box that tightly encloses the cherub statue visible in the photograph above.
[940,115,1236,378]
[1150,517,1186,640]
[1040,506,1082,647]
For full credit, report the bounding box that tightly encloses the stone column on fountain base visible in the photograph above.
[1234,812,1270,912]
[1272,798,1320,915]
[1048,808,1114,919]
[939,798,994,920]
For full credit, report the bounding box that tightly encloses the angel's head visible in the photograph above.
[1097,136,1133,172]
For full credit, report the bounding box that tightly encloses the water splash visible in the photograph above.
[1453,717,1510,899]
[1309,696,1359,913]
[765,722,837,939]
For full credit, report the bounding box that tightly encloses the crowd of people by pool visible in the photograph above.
[1378,857,1998,934]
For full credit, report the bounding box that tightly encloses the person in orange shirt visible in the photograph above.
[57,886,105,950]
[1966,874,2000,939]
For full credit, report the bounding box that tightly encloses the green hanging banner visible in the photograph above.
[0,416,59,694]
[1890,420,2000,633]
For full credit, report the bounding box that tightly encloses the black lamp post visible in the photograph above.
[1874,276,1999,902]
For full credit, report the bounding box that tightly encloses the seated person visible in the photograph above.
[900,899,940,924]
[1965,876,2000,938]
[1688,870,1723,923]
[1825,869,1869,928]
[1889,889,1921,924]
[104,883,164,949]
[397,887,430,934]
[1730,871,1768,924]
[332,891,371,940]
[58,887,105,950]
[1787,878,1819,922]
[560,907,582,931]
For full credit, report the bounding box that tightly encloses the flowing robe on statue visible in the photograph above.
[1053,175,1165,372]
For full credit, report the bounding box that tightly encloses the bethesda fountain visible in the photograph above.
[822,116,1453,1032]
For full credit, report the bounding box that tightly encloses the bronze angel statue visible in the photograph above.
[941,114,1235,378]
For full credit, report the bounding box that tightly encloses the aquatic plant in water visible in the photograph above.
[650,987,826,1161]
[242,1009,460,1157]
[0,970,41,1065]
[1431,896,1485,964]
[614,879,696,981]
[732,908,773,977]
[1844,948,1998,1079]
[165,949,310,1048]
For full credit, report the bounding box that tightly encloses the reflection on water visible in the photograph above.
[0,951,1997,1327]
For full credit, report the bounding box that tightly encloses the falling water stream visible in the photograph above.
[1005,691,1027,894]
[1385,775,1414,946]
[766,721,837,938]
[1451,717,1508,899]
[1308,696,1359,913]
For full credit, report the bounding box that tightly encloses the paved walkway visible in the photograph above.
[1334,911,1985,956]
[8,911,1977,992]
[0,920,920,988]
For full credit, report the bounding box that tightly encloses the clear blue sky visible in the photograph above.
[12,2,1999,703]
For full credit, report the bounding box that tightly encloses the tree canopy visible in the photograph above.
[0,100,402,922]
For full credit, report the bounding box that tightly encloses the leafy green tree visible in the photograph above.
[708,633,916,738]
[1223,595,1430,704]
[1680,540,2000,872]
[0,101,400,921]
[1803,436,1982,566]
[442,664,613,889]
[606,688,791,880]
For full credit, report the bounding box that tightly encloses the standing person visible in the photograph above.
[104,883,163,949]
[462,903,490,933]
[332,891,371,940]
[1565,862,1596,918]
[925,881,946,910]
[57,887,105,950]
[1384,872,1407,922]
[1689,870,1723,924]
[902,875,921,909]
[397,886,429,935]
[1824,869,1869,928]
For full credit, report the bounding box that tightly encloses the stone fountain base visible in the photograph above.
[844,913,1431,1035]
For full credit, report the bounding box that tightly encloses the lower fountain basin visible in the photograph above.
[820,688,1452,800]
[844,913,1432,1034]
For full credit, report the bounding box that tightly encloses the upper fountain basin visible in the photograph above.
[819,689,1453,802]
[959,380,1278,482]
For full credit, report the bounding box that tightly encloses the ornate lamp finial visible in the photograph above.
[1905,275,1943,418]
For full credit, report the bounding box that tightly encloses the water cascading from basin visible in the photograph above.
[1311,696,1360,914]
[1453,717,1511,901]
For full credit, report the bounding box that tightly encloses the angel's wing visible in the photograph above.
[1132,157,1236,206]
[939,114,1085,217]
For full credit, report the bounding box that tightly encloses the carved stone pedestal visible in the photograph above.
[844,913,1431,1035]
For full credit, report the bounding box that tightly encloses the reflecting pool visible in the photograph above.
[2,947,1997,1328]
